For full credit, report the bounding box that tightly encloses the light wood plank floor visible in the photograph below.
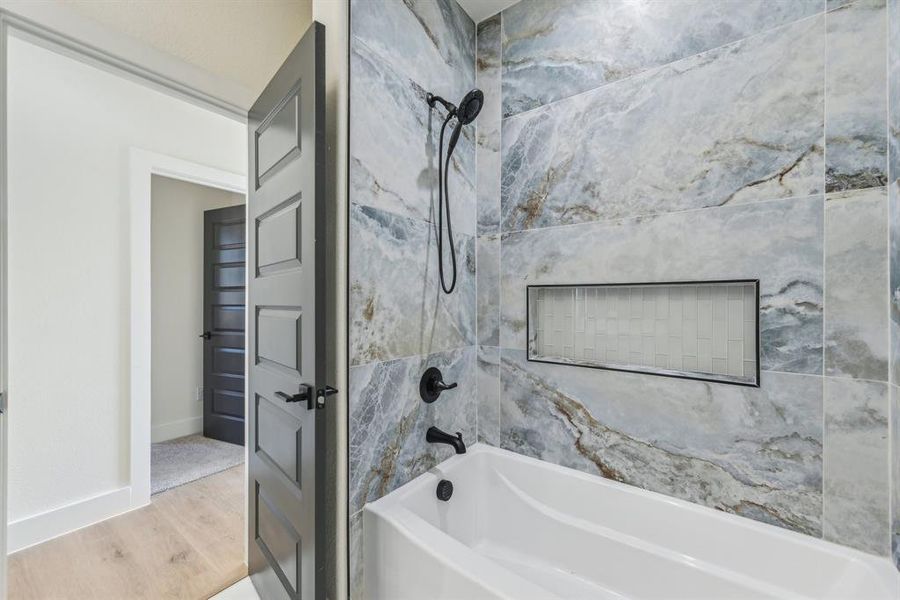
[9,465,246,600]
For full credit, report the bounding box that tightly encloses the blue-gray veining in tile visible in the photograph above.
[500,15,824,232]
[499,348,823,535]
[825,0,888,192]
[825,188,889,380]
[823,377,891,555]
[476,14,502,235]
[476,345,500,445]
[349,346,476,513]
[350,39,476,234]
[828,0,861,10]
[500,0,824,118]
[350,203,475,366]
[351,0,475,100]
[476,233,499,346]
[500,196,824,375]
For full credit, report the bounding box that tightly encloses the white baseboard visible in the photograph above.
[8,486,133,553]
[151,416,202,443]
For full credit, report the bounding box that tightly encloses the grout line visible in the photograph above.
[822,4,829,540]
[501,7,827,122]
[886,0,896,556]
[499,193,825,239]
[497,11,504,444]
[474,19,480,445]
[349,342,477,371]
[886,0,893,556]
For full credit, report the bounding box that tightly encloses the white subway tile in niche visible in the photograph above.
[527,281,759,386]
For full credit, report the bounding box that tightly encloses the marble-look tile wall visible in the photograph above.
[476,0,898,562]
[348,0,476,596]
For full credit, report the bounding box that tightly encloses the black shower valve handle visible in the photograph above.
[420,367,458,403]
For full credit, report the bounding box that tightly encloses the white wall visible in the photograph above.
[7,35,245,547]
[151,176,243,443]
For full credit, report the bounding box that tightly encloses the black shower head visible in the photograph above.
[455,89,483,125]
[426,89,484,125]
[445,89,484,156]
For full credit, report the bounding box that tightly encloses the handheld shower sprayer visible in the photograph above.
[426,89,484,294]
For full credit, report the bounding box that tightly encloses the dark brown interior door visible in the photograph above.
[202,204,246,446]
[247,21,325,600]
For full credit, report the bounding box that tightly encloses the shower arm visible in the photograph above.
[426,93,457,117]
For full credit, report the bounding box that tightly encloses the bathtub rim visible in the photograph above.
[364,443,899,595]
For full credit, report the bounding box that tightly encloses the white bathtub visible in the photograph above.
[363,444,899,600]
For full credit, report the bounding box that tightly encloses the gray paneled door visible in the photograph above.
[247,22,326,600]
[202,204,246,446]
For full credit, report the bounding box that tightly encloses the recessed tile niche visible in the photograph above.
[527,281,760,386]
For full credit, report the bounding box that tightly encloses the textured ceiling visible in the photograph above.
[59,0,312,98]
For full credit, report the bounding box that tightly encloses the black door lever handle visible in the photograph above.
[199,331,213,340]
[276,385,312,405]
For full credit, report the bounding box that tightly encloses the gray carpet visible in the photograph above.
[151,434,244,495]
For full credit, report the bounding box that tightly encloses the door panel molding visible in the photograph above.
[255,306,303,376]
[128,148,246,509]
[248,21,325,600]
[256,193,303,277]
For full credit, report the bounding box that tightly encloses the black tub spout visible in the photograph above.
[426,426,466,454]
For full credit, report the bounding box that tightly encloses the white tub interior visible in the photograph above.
[364,445,899,600]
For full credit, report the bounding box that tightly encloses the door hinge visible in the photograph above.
[312,386,338,410]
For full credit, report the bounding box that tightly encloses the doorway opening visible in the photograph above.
[149,176,246,497]
[5,33,250,600]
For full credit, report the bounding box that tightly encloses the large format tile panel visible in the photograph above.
[350,39,476,235]
[350,0,475,100]
[499,349,823,536]
[348,346,476,514]
[500,0,823,117]
[500,196,824,374]
[823,377,891,555]
[500,14,824,231]
[476,14,502,235]
[824,187,889,380]
[350,204,475,366]
[825,0,888,191]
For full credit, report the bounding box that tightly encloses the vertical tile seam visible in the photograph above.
[474,12,480,444]
[886,0,894,557]
[822,5,829,541]
[497,10,504,444]
[886,0,896,558]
